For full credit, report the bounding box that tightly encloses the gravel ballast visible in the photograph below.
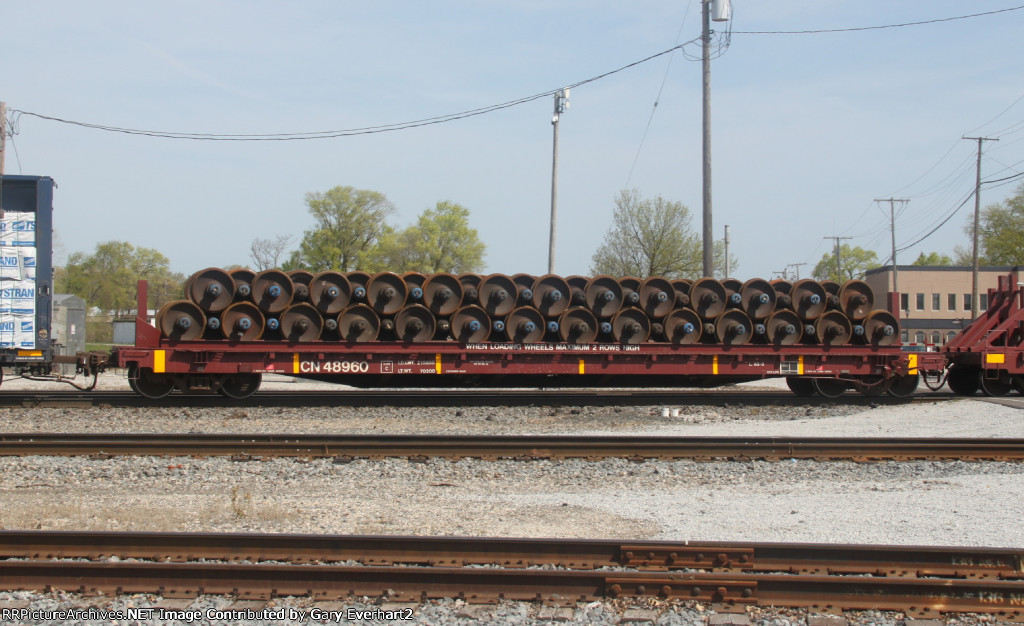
[1,373,1022,624]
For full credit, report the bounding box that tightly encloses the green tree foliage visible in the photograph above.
[56,241,184,315]
[978,182,1024,264]
[286,186,396,271]
[952,182,1024,266]
[367,201,485,273]
[812,245,879,282]
[911,251,953,266]
[589,190,735,279]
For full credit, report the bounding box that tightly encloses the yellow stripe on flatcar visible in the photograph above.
[153,350,166,373]
[293,353,300,374]
[987,353,1006,364]
[17,350,43,357]
[579,359,585,375]
[713,354,719,375]
[798,355,804,375]
[908,353,918,375]
[436,353,442,374]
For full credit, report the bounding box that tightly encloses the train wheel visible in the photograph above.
[129,366,175,399]
[785,377,816,397]
[886,372,919,398]
[217,374,262,399]
[980,373,1013,397]
[946,366,980,396]
[812,377,848,398]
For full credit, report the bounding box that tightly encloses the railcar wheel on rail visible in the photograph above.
[979,372,1013,397]
[813,377,848,398]
[946,365,980,396]
[128,366,175,399]
[216,374,263,399]
[886,372,920,398]
[785,377,816,397]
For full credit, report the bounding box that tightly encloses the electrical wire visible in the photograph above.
[12,44,692,142]
[983,170,1024,186]
[963,90,1024,136]
[896,188,975,253]
[884,138,963,197]
[732,5,1024,35]
[625,3,695,189]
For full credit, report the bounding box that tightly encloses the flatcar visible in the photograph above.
[9,173,1015,399]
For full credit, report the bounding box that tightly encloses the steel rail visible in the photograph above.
[1,433,1023,461]
[1,531,1021,580]
[2,561,1024,620]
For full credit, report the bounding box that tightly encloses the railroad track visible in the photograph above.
[1,531,1022,620]
[0,387,955,409]
[1,433,1022,461]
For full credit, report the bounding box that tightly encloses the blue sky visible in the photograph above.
[3,1,1023,280]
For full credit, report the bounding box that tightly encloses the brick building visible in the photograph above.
[862,265,1016,347]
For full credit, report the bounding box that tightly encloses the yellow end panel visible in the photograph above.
[293,353,300,374]
[579,359,585,375]
[713,354,719,375]
[436,353,442,374]
[986,353,1006,365]
[908,353,918,375]
[17,351,43,357]
[153,350,166,373]
[798,355,804,375]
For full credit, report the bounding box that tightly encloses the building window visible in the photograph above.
[915,293,925,310]
[914,331,925,344]
[932,294,940,311]
[964,294,972,311]
[931,331,941,345]
[901,329,909,343]
[947,331,957,342]
[900,293,909,311]
[948,294,956,310]
[981,293,988,310]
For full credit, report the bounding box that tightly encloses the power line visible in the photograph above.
[732,5,1024,35]
[895,188,975,253]
[983,170,1024,186]
[12,43,695,142]
[625,2,694,189]
[963,90,1024,136]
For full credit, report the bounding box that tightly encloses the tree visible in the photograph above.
[977,181,1024,265]
[57,241,184,316]
[911,251,953,266]
[367,201,485,273]
[590,190,733,279]
[250,234,293,271]
[812,245,879,282]
[286,186,396,271]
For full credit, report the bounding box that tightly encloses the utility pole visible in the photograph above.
[723,224,730,277]
[548,89,569,275]
[963,136,998,320]
[787,262,806,281]
[823,236,852,281]
[0,101,7,177]
[701,0,713,278]
[875,197,909,297]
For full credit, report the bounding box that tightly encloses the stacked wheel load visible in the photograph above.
[156,269,900,346]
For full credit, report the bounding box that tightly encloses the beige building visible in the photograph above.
[862,265,1016,347]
